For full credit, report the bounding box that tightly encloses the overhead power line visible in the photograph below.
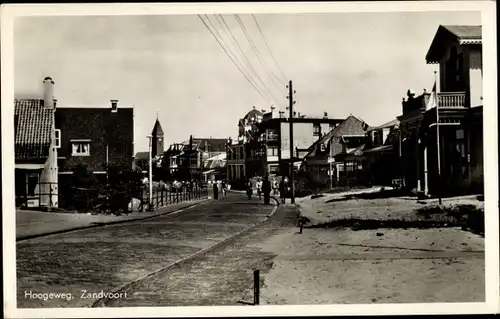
[235,14,287,89]
[214,14,284,107]
[252,14,288,83]
[197,14,275,105]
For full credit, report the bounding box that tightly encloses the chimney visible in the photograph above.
[53,99,58,107]
[43,77,54,109]
[323,112,328,119]
[110,100,118,112]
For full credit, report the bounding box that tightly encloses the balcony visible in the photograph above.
[437,92,466,108]
[265,133,279,141]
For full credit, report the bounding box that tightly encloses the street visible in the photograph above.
[17,192,287,308]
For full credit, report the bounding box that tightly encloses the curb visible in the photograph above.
[16,199,210,242]
[92,197,280,308]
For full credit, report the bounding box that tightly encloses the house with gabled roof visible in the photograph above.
[14,77,58,208]
[340,118,402,187]
[300,115,369,187]
[162,136,228,182]
[398,24,483,196]
[15,77,135,209]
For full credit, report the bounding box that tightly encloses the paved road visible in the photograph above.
[17,192,291,308]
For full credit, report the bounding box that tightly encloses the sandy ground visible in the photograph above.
[297,188,484,226]
[255,226,485,304]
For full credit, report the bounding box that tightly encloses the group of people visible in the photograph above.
[246,176,290,205]
[212,180,230,200]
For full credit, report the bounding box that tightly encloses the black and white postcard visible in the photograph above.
[2,1,498,318]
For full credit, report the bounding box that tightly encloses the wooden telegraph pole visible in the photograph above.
[287,80,296,204]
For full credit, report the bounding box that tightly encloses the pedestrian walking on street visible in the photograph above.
[257,178,263,200]
[279,177,286,204]
[221,180,228,200]
[262,175,271,205]
[213,180,219,200]
[246,178,253,200]
[272,179,279,196]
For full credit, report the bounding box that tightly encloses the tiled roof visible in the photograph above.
[186,138,228,152]
[304,115,368,160]
[364,145,393,153]
[134,151,150,160]
[442,25,482,40]
[15,99,53,160]
[426,25,482,63]
[368,119,400,131]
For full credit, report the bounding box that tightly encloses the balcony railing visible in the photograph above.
[437,92,466,108]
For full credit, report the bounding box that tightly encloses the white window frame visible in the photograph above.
[71,140,91,156]
[267,146,278,156]
[54,129,61,148]
[313,124,321,136]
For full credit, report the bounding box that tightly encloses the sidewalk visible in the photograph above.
[16,199,209,241]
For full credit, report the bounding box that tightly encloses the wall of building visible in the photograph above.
[470,112,484,191]
[280,122,316,159]
[469,48,483,107]
[56,108,134,173]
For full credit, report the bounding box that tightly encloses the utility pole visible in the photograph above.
[434,70,442,205]
[287,80,296,204]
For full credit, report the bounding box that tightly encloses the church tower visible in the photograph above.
[151,115,164,157]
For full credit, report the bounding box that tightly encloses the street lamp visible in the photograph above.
[147,135,153,211]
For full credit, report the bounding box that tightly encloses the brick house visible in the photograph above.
[398,25,483,195]
[300,115,369,187]
[15,77,135,208]
[56,98,134,185]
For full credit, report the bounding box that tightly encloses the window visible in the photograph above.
[190,156,198,166]
[240,165,245,179]
[320,144,326,152]
[313,124,321,136]
[456,129,466,158]
[27,172,40,196]
[267,146,278,156]
[270,165,279,174]
[54,129,61,148]
[71,142,90,156]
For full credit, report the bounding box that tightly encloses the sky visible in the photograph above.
[14,11,481,152]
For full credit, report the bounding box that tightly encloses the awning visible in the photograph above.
[15,163,45,169]
[364,145,393,153]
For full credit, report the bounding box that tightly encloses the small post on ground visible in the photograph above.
[253,269,260,305]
